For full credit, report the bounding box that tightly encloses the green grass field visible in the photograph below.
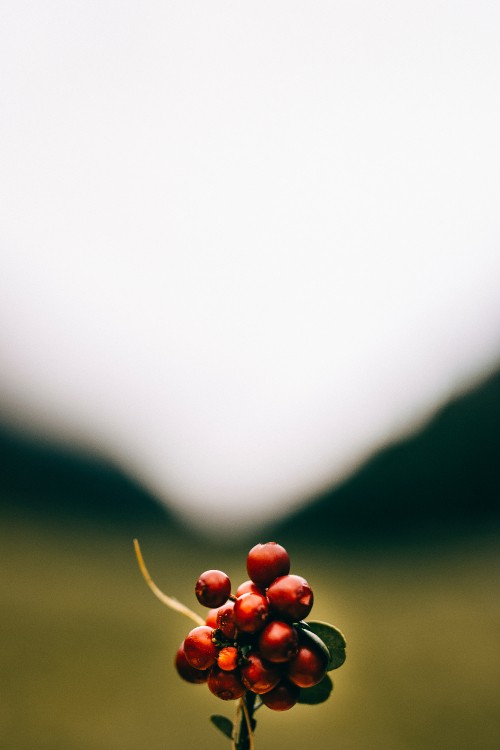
[1,512,499,750]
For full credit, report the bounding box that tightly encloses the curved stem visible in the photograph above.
[133,539,204,626]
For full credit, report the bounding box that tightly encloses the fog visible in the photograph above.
[1,1,499,532]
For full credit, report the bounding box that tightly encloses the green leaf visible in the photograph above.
[239,643,252,660]
[298,628,331,665]
[305,621,347,670]
[296,620,311,630]
[210,715,233,740]
[298,674,334,705]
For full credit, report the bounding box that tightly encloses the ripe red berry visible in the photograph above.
[195,570,231,608]
[246,542,290,588]
[208,665,246,700]
[235,579,265,597]
[216,600,237,639]
[266,574,314,621]
[258,620,299,663]
[261,679,300,711]
[183,626,218,670]
[240,652,281,694]
[174,643,209,684]
[217,646,239,671]
[233,592,269,633]
[286,641,328,688]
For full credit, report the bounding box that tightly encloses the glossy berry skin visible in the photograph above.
[286,641,328,688]
[258,620,299,663]
[216,601,237,639]
[240,652,281,694]
[195,569,231,608]
[217,646,239,671]
[235,579,265,597]
[233,592,269,633]
[261,679,300,711]
[183,626,218,670]
[246,542,290,588]
[175,643,209,684]
[208,665,246,700]
[266,574,314,621]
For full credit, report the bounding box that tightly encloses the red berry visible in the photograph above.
[183,626,218,670]
[246,542,290,588]
[233,592,269,633]
[258,620,299,663]
[216,601,237,639]
[266,574,313,621]
[240,652,281,694]
[208,665,246,700]
[235,579,265,597]
[286,641,328,688]
[217,646,239,671]
[261,679,300,711]
[195,570,231,608]
[174,643,209,684]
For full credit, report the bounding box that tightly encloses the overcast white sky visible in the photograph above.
[1,1,499,535]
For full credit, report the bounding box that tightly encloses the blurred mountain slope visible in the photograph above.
[1,365,500,543]
[0,425,175,533]
[272,367,500,544]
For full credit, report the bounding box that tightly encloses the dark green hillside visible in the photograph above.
[272,368,500,545]
[0,424,175,534]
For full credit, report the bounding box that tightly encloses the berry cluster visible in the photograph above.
[175,542,338,712]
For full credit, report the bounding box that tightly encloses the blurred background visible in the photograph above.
[1,2,499,749]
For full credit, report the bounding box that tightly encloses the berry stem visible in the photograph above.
[133,539,204,626]
[233,691,255,750]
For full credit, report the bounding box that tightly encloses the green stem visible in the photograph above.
[235,691,256,750]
